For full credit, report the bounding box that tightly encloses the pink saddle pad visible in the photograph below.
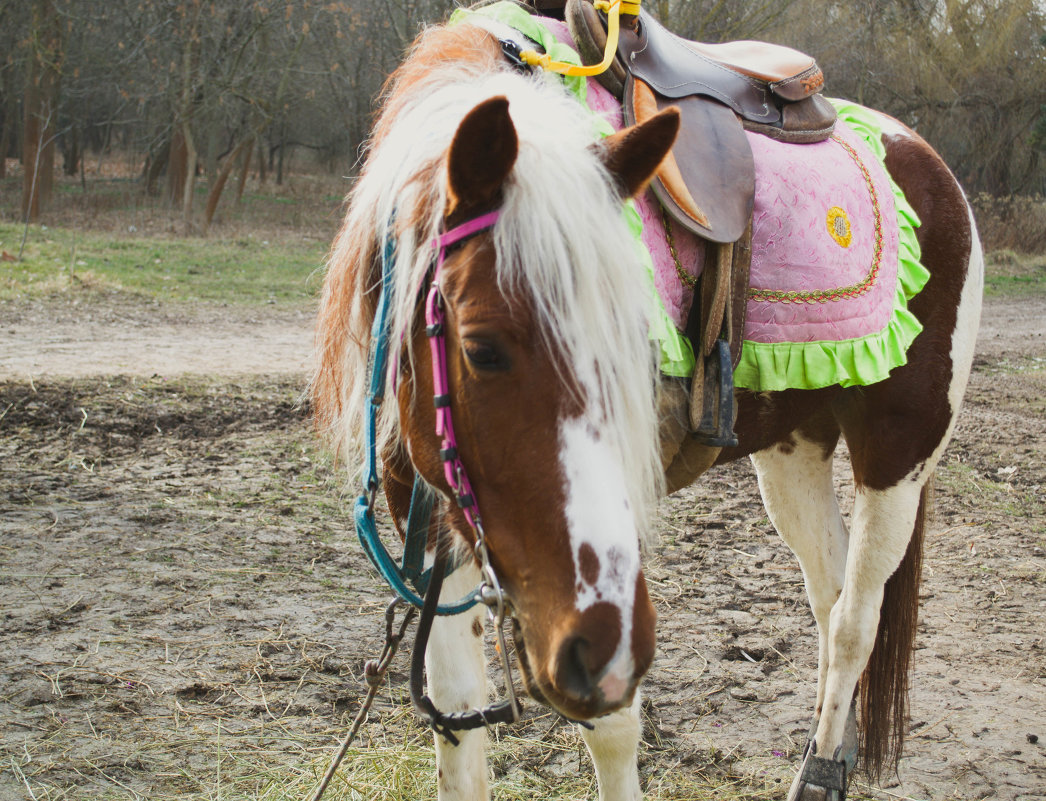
[544,15,927,391]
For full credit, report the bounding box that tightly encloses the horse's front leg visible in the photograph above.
[579,691,644,801]
[750,432,858,799]
[426,561,490,801]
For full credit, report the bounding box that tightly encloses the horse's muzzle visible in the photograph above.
[513,576,657,720]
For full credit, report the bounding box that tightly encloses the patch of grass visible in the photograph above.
[173,711,787,801]
[984,250,1046,297]
[0,222,328,304]
[982,354,1046,375]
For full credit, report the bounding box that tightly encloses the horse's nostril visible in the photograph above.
[556,636,596,699]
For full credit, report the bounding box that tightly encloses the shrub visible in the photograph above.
[970,194,1046,254]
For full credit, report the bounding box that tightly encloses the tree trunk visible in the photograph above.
[166,128,188,206]
[0,74,11,179]
[203,136,252,230]
[63,126,80,176]
[22,0,62,222]
[144,138,171,196]
[235,136,253,202]
[257,138,267,185]
[181,121,197,223]
[276,122,286,186]
[0,116,10,180]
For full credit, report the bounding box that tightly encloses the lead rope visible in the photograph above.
[308,599,416,801]
[409,525,522,745]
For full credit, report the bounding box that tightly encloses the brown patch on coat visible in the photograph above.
[630,572,657,679]
[835,130,972,490]
[578,543,600,585]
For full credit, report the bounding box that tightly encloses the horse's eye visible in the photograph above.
[463,340,508,372]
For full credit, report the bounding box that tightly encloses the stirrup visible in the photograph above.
[692,338,737,447]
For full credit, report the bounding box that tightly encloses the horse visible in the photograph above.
[311,8,983,801]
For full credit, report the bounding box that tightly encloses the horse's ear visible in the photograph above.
[597,107,680,198]
[447,95,518,217]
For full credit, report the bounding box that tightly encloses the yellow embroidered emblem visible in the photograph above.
[827,207,852,248]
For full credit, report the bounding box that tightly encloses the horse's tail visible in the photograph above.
[859,479,931,780]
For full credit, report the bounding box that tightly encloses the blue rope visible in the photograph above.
[354,228,479,616]
[402,478,436,588]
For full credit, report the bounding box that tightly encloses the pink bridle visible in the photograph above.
[424,210,501,533]
[420,209,520,725]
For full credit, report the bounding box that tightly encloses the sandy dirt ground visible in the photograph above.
[1,292,1043,800]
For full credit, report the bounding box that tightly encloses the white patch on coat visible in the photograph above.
[559,415,640,701]
[870,108,915,140]
[580,691,644,801]
[560,416,639,611]
[425,563,489,800]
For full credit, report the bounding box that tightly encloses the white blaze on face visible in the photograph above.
[558,416,641,702]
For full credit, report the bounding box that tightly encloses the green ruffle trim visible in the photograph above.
[450,2,695,376]
[731,99,930,391]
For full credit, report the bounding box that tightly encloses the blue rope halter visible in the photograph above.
[353,229,479,616]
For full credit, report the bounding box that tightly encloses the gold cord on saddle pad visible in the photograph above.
[520,0,640,76]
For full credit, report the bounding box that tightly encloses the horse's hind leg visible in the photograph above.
[805,476,926,767]
[755,428,931,801]
[427,562,490,801]
[800,205,984,799]
[579,691,643,801]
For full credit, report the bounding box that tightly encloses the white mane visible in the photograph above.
[330,64,663,538]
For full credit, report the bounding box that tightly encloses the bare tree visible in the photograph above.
[3,0,1042,222]
[22,0,62,222]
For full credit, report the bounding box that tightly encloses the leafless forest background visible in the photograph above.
[1,0,1045,249]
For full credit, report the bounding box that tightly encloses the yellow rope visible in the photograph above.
[519,0,640,77]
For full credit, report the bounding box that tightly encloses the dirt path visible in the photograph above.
[1,292,1044,800]
[2,293,1041,381]
[0,294,315,378]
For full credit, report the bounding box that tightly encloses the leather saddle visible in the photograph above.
[516,1,835,449]
[565,0,837,448]
[567,0,836,243]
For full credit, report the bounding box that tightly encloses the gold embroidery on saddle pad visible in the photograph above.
[827,206,853,248]
[747,134,884,305]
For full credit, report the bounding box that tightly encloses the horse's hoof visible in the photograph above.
[786,740,849,801]
[787,782,831,801]
[790,700,857,800]
[788,781,841,801]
